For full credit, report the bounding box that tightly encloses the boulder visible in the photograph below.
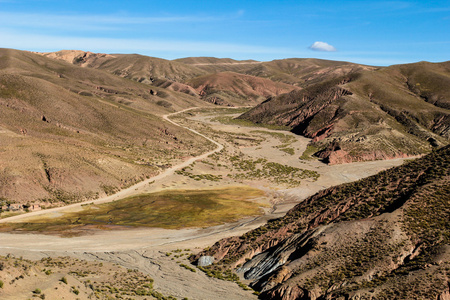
[197,256,214,267]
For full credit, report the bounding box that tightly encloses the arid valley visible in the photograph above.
[0,47,449,300]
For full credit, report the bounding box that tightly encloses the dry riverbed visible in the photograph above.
[0,107,411,300]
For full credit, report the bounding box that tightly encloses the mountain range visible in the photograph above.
[0,48,449,299]
[1,48,449,205]
[43,49,450,164]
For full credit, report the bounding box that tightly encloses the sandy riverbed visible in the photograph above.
[0,108,412,299]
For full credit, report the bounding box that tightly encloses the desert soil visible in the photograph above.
[0,107,411,300]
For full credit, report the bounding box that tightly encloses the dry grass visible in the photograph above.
[0,48,213,205]
[0,187,266,235]
[0,255,175,300]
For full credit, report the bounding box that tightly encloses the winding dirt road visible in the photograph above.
[0,107,414,300]
[0,107,223,224]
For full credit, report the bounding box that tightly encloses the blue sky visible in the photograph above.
[1,0,449,65]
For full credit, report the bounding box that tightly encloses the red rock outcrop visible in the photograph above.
[194,147,450,300]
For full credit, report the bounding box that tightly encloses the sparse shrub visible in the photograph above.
[179,263,196,273]
[156,100,172,108]
[72,287,79,295]
[100,184,118,196]
[156,90,168,98]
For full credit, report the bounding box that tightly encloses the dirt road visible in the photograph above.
[0,107,223,224]
[0,107,412,300]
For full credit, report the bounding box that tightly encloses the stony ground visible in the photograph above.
[0,108,411,300]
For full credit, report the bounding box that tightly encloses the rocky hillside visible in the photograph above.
[239,62,450,164]
[62,50,447,164]
[42,50,207,84]
[186,71,300,106]
[0,48,212,206]
[193,145,450,300]
[177,57,373,87]
[43,51,374,107]
[244,58,375,86]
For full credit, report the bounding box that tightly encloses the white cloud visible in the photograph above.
[309,41,337,52]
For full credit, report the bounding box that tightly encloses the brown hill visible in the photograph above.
[186,71,300,106]
[239,62,450,164]
[193,145,450,300]
[36,51,450,163]
[43,52,283,105]
[43,52,374,107]
[41,50,207,84]
[151,78,199,98]
[396,61,450,109]
[244,58,375,86]
[178,58,374,106]
[0,48,212,205]
[174,57,262,74]
[175,57,371,87]
[174,57,258,65]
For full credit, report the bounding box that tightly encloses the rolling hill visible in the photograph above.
[185,71,300,106]
[42,50,207,84]
[43,51,375,107]
[174,56,262,74]
[176,57,373,87]
[244,58,376,86]
[43,51,299,106]
[3,48,449,207]
[0,48,212,205]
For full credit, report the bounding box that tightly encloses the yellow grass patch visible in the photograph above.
[0,187,266,235]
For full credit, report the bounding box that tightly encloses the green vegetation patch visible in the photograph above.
[300,144,320,160]
[0,255,177,300]
[197,265,252,291]
[198,107,251,115]
[250,131,297,155]
[277,146,295,155]
[404,183,450,245]
[0,187,265,234]
[226,154,319,186]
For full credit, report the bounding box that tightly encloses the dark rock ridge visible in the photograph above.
[240,75,355,141]
[193,146,450,299]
